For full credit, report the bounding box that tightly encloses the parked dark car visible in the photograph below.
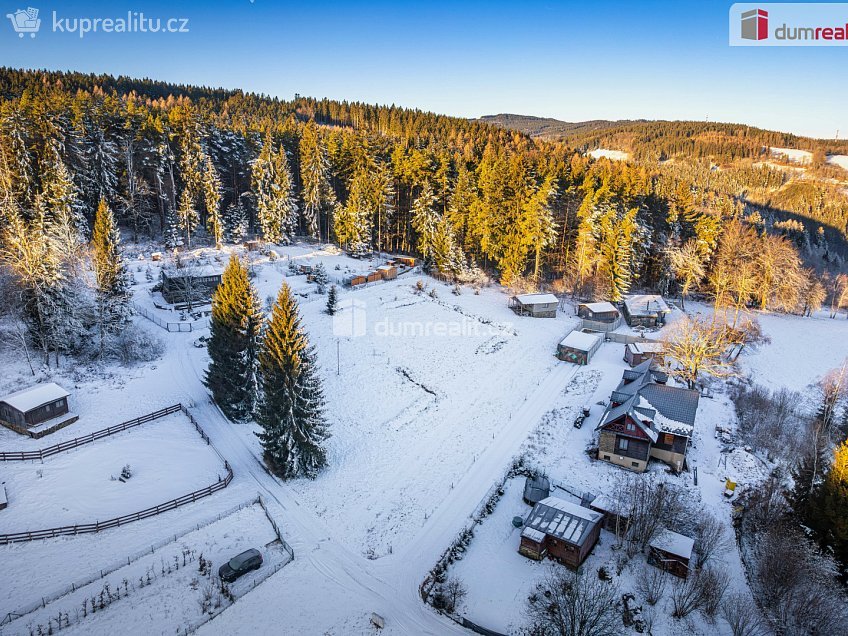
[218,548,263,582]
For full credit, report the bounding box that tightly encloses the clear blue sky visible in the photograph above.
[1,0,845,138]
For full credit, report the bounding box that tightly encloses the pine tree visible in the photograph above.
[91,199,131,355]
[312,262,329,293]
[412,181,439,265]
[326,285,338,315]
[222,200,248,244]
[299,121,333,240]
[256,283,328,479]
[202,154,223,248]
[205,255,262,421]
[253,136,298,244]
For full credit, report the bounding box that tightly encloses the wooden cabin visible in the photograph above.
[348,275,367,287]
[0,383,78,438]
[395,256,416,267]
[557,331,603,365]
[509,293,558,318]
[624,341,665,367]
[519,497,603,569]
[622,294,671,328]
[577,302,622,332]
[649,529,695,578]
[366,271,382,283]
[245,240,263,252]
[377,265,398,280]
[160,266,223,305]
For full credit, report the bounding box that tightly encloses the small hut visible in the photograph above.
[377,265,398,280]
[557,331,603,365]
[588,495,629,533]
[395,256,416,267]
[509,293,559,318]
[0,383,78,438]
[366,271,382,283]
[518,497,603,568]
[577,302,622,331]
[622,294,671,328]
[160,265,223,305]
[523,475,551,505]
[347,274,367,288]
[649,529,695,578]
[624,341,665,367]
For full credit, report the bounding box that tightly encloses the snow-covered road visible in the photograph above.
[163,333,580,633]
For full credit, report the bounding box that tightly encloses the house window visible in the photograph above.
[626,422,636,432]
[631,461,639,467]
[664,433,675,445]
[619,438,629,451]
[603,455,611,460]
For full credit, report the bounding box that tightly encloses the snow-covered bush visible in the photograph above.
[105,324,164,364]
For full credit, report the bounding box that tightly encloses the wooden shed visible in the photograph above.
[509,293,559,318]
[588,495,629,534]
[557,331,603,365]
[160,266,223,305]
[366,271,382,283]
[0,383,78,438]
[377,265,398,280]
[578,302,621,326]
[623,294,671,328]
[395,256,416,267]
[624,341,665,367]
[649,529,695,578]
[518,497,603,569]
[348,275,367,287]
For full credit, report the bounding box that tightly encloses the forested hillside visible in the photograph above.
[1,67,847,369]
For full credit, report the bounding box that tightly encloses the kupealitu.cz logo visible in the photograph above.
[731,3,848,45]
[6,6,190,39]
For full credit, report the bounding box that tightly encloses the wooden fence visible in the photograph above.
[0,404,182,462]
[132,302,209,332]
[0,462,232,545]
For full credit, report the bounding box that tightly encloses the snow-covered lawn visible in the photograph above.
[589,148,630,161]
[826,154,848,171]
[0,502,289,636]
[770,146,812,164]
[0,413,226,533]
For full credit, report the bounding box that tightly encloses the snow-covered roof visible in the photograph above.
[581,301,618,314]
[514,293,558,305]
[650,529,694,560]
[559,330,602,352]
[161,263,224,278]
[523,497,602,546]
[588,495,624,516]
[376,265,395,271]
[0,383,69,413]
[521,526,546,543]
[624,294,671,317]
[627,341,664,354]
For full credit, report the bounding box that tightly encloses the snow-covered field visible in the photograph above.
[588,148,630,161]
[770,146,812,164]
[0,413,226,533]
[1,502,289,636]
[2,242,846,635]
[827,154,848,171]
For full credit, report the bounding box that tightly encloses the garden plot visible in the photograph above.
[0,503,289,636]
[0,413,226,533]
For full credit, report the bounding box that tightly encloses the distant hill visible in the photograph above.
[477,114,848,162]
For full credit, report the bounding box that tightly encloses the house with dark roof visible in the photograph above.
[595,360,699,473]
[622,294,671,328]
[0,383,78,438]
[518,497,603,568]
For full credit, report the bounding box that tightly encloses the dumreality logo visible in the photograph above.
[741,8,768,40]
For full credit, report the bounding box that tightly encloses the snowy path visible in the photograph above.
[163,332,579,633]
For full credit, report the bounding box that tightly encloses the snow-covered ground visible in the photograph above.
[2,242,845,635]
[1,502,289,636]
[588,148,630,161]
[826,154,848,171]
[0,413,226,533]
[770,146,812,164]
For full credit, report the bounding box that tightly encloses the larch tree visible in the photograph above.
[253,137,298,244]
[256,283,328,479]
[205,255,263,421]
[91,199,131,356]
[299,121,334,240]
[202,153,223,248]
[668,239,706,310]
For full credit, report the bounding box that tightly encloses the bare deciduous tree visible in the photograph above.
[721,592,769,636]
[667,239,705,310]
[693,512,731,568]
[525,567,620,636]
[670,567,729,620]
[635,565,667,606]
[663,315,739,389]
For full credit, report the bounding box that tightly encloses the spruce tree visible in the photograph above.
[202,154,223,248]
[91,199,131,355]
[205,255,262,421]
[412,181,439,265]
[223,200,248,244]
[313,262,329,293]
[326,285,338,315]
[256,283,328,479]
[806,441,848,579]
[299,121,333,240]
[253,136,298,244]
